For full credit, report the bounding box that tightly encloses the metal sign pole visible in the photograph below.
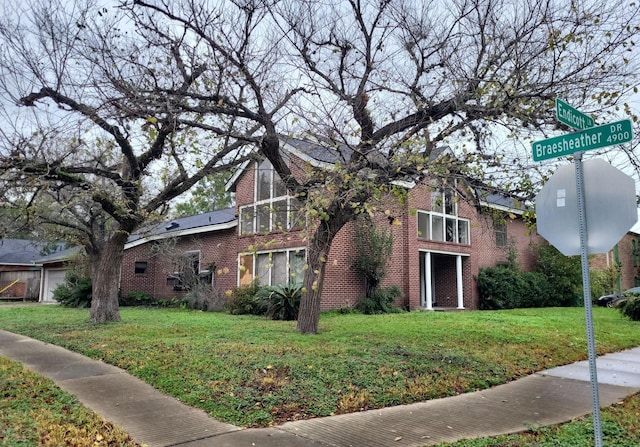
[575,151,604,446]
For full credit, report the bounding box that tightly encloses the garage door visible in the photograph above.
[42,269,67,303]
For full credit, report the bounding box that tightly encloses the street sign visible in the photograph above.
[556,98,595,130]
[535,159,637,255]
[532,119,633,161]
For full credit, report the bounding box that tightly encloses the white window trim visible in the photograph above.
[239,159,300,235]
[239,197,299,235]
[238,247,306,286]
[417,210,470,245]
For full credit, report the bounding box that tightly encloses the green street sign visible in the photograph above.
[556,98,595,130]
[533,119,633,161]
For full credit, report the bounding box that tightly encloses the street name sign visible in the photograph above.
[532,119,632,161]
[556,98,595,130]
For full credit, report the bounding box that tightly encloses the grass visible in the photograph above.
[0,355,140,446]
[0,305,639,445]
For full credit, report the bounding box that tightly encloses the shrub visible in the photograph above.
[355,285,402,314]
[119,291,154,307]
[225,282,267,316]
[533,243,582,307]
[183,283,225,311]
[52,272,92,308]
[519,271,552,308]
[478,265,524,310]
[619,296,640,321]
[256,283,302,320]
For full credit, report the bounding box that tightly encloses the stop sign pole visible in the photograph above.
[574,151,603,447]
[534,100,635,447]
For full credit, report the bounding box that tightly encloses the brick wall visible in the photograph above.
[124,155,547,312]
[120,228,238,301]
[590,232,640,292]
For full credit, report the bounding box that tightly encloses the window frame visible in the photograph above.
[239,159,302,235]
[134,261,148,275]
[494,221,507,247]
[417,210,470,244]
[238,248,306,287]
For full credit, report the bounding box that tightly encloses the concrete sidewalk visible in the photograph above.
[1,329,640,447]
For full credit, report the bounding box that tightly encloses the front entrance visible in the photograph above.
[419,251,467,309]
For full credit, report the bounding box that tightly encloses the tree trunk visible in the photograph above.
[296,237,329,334]
[297,210,351,334]
[89,232,127,323]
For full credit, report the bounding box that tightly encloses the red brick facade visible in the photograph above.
[120,228,238,301]
[119,153,637,310]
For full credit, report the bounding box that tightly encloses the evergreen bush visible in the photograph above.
[225,282,266,316]
[619,296,640,321]
[52,272,92,308]
[355,285,402,314]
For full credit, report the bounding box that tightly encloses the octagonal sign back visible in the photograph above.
[535,159,637,256]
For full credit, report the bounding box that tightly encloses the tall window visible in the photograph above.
[239,249,306,287]
[417,182,469,244]
[495,221,507,247]
[239,159,303,234]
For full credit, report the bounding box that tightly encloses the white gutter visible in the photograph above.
[124,220,238,250]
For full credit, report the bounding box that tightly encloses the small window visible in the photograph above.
[134,261,148,274]
[495,221,507,247]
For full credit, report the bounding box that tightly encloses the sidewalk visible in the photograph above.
[1,328,639,447]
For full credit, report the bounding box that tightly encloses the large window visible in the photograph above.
[239,159,303,235]
[239,249,306,287]
[417,182,469,244]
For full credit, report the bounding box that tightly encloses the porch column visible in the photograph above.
[456,255,464,309]
[425,252,433,310]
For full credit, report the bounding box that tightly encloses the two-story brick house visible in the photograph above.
[120,137,542,310]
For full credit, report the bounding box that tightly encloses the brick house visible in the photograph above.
[120,137,545,310]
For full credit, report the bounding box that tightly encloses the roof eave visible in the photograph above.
[125,220,238,250]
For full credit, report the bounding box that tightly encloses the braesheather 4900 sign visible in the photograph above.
[533,118,633,161]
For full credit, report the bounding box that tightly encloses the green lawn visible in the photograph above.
[1,305,639,430]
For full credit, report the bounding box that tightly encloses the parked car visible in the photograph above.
[596,287,640,308]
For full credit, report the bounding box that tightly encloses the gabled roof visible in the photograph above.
[125,208,237,250]
[0,239,68,266]
[226,134,454,191]
[224,135,527,215]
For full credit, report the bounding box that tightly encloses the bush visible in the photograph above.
[184,284,225,311]
[52,272,92,308]
[533,243,582,307]
[355,285,402,314]
[478,266,552,310]
[519,271,553,308]
[225,282,267,316]
[119,291,154,307]
[619,296,640,321]
[256,283,302,320]
[478,265,523,310]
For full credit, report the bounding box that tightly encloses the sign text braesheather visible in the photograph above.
[532,119,632,161]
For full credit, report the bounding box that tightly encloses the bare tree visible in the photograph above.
[0,0,257,322]
[127,0,640,333]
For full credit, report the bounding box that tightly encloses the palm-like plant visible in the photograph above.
[257,283,302,321]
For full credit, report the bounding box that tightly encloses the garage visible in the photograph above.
[42,269,68,303]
